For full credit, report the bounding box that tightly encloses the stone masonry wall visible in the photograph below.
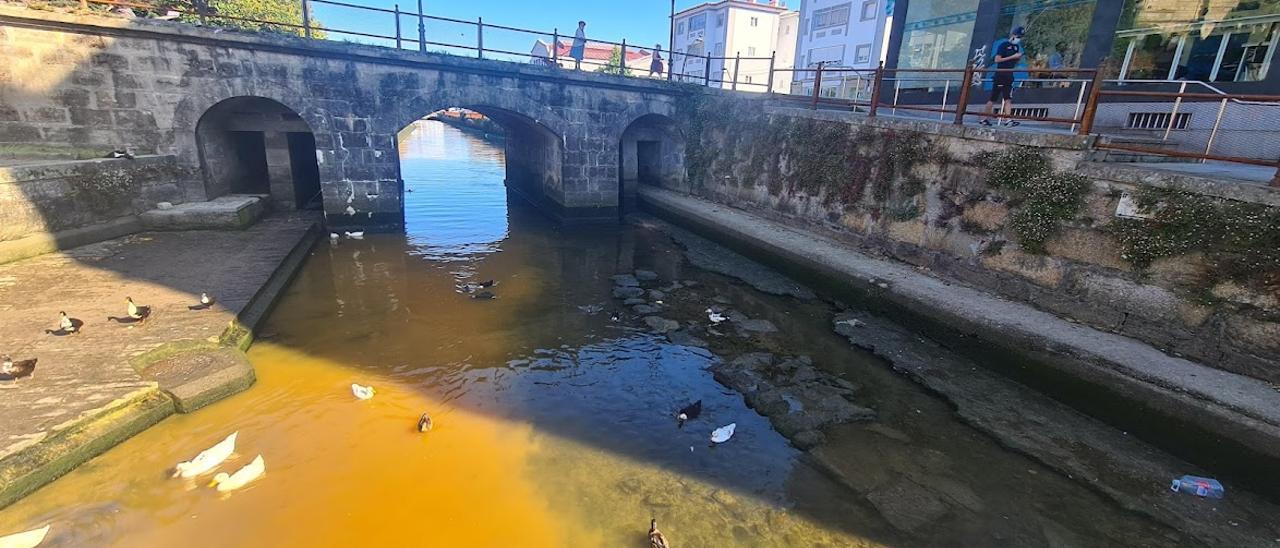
[674,95,1280,383]
[0,6,683,229]
[0,155,183,241]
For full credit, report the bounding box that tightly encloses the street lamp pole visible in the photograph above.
[668,0,675,82]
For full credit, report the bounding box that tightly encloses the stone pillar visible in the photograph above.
[263,130,295,209]
[319,124,404,232]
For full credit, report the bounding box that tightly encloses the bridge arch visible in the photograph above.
[618,113,686,210]
[194,96,322,210]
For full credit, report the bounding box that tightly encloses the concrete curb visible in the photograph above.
[639,186,1280,494]
[0,387,174,509]
[0,216,141,266]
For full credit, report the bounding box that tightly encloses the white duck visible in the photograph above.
[173,431,237,478]
[710,423,737,444]
[706,309,727,324]
[351,383,376,400]
[0,524,50,548]
[210,454,265,492]
[344,231,365,240]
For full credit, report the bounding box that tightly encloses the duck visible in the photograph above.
[105,148,135,160]
[471,291,497,300]
[0,356,37,383]
[455,280,498,294]
[108,297,150,324]
[0,524,50,548]
[710,423,737,444]
[187,293,216,311]
[210,454,265,492]
[676,400,702,428]
[649,518,669,548]
[706,308,727,324]
[417,412,433,433]
[344,231,365,240]
[351,383,376,400]
[173,431,237,478]
[44,311,81,336]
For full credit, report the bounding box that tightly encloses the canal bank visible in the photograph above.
[639,186,1280,543]
[0,213,319,509]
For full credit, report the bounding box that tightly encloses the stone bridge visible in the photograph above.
[0,6,688,230]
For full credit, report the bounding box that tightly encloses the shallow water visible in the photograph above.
[0,120,1183,547]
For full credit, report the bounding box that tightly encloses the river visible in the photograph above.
[0,120,1181,546]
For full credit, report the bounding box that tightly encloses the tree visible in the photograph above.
[601,46,632,76]
[168,0,325,38]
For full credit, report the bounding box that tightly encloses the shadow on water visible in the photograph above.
[0,121,1188,546]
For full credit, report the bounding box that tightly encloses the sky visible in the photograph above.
[309,0,800,60]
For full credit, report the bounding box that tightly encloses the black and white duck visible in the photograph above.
[108,297,150,324]
[417,412,433,433]
[187,292,216,311]
[676,399,702,428]
[1,355,37,382]
[45,311,82,336]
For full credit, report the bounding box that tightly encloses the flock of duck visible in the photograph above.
[1,293,216,386]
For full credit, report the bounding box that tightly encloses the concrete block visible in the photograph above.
[140,195,266,230]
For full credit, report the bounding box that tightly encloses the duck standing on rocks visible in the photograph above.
[676,400,702,428]
[417,412,433,432]
[45,311,81,336]
[108,297,150,324]
[187,293,216,311]
[0,356,37,383]
[648,518,669,548]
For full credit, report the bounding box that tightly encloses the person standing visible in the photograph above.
[571,21,587,70]
[982,26,1025,127]
[650,44,665,77]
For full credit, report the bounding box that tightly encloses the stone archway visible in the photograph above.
[195,97,322,210]
[618,114,686,212]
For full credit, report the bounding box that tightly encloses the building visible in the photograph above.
[791,0,893,97]
[774,11,800,92]
[529,39,653,74]
[671,0,797,92]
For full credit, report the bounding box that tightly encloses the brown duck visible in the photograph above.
[649,518,669,548]
[1,355,37,382]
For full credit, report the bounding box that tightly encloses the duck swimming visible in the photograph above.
[0,524,50,548]
[187,293,216,311]
[173,431,237,478]
[351,384,376,400]
[417,412,433,433]
[44,311,82,336]
[471,291,497,300]
[455,280,498,294]
[108,297,150,324]
[0,356,37,383]
[649,518,669,548]
[210,454,265,492]
[676,400,702,428]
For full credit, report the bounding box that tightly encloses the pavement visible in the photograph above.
[638,186,1280,464]
[1120,160,1279,185]
[0,213,317,507]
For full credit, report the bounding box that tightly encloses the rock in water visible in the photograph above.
[611,274,640,287]
[613,287,645,299]
[634,269,659,282]
[633,304,660,315]
[644,316,680,333]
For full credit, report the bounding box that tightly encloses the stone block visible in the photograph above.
[1146,254,1209,290]
[980,248,1065,288]
[0,122,40,142]
[68,107,112,126]
[27,107,68,124]
[112,110,157,129]
[1210,282,1280,314]
[140,195,266,230]
[959,200,1009,232]
[90,52,129,71]
[1043,227,1130,272]
[56,88,91,108]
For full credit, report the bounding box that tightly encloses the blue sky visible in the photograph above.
[310,0,800,60]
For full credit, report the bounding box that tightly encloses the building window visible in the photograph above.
[861,1,877,21]
[748,46,757,56]
[855,43,872,64]
[714,43,725,56]
[750,16,759,27]
[677,22,685,35]
[812,3,851,31]
[1113,0,1280,84]
[997,0,1098,78]
[716,12,725,27]
[690,13,706,33]
[897,0,978,86]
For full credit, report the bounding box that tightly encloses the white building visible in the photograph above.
[791,0,892,97]
[671,0,796,92]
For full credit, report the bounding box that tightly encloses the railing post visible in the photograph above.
[621,39,628,74]
[1163,81,1186,142]
[703,54,712,86]
[732,52,741,91]
[953,64,974,125]
[301,0,312,39]
[416,0,426,53]
[1078,63,1106,136]
[476,17,484,59]
[811,61,824,110]
[1271,169,1280,188]
[1204,97,1228,158]
[194,0,208,24]
[394,4,402,49]
[552,29,559,65]
[766,51,776,95]
[868,62,884,117]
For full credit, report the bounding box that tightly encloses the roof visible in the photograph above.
[535,40,651,62]
[674,0,791,18]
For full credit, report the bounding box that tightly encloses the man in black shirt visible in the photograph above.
[982,26,1025,127]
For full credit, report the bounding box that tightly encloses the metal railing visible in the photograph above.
[59,0,1280,185]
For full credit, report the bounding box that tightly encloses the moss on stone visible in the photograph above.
[975,147,1089,254]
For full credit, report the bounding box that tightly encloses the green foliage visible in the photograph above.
[1110,189,1280,292]
[601,46,632,76]
[975,147,1088,253]
[173,0,326,38]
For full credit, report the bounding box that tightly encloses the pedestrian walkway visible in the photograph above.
[0,214,316,475]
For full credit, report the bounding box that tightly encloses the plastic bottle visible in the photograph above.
[1170,475,1225,499]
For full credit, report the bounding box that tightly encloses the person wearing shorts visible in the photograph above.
[982,26,1025,127]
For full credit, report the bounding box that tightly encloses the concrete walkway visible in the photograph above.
[0,214,317,507]
[639,187,1280,464]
